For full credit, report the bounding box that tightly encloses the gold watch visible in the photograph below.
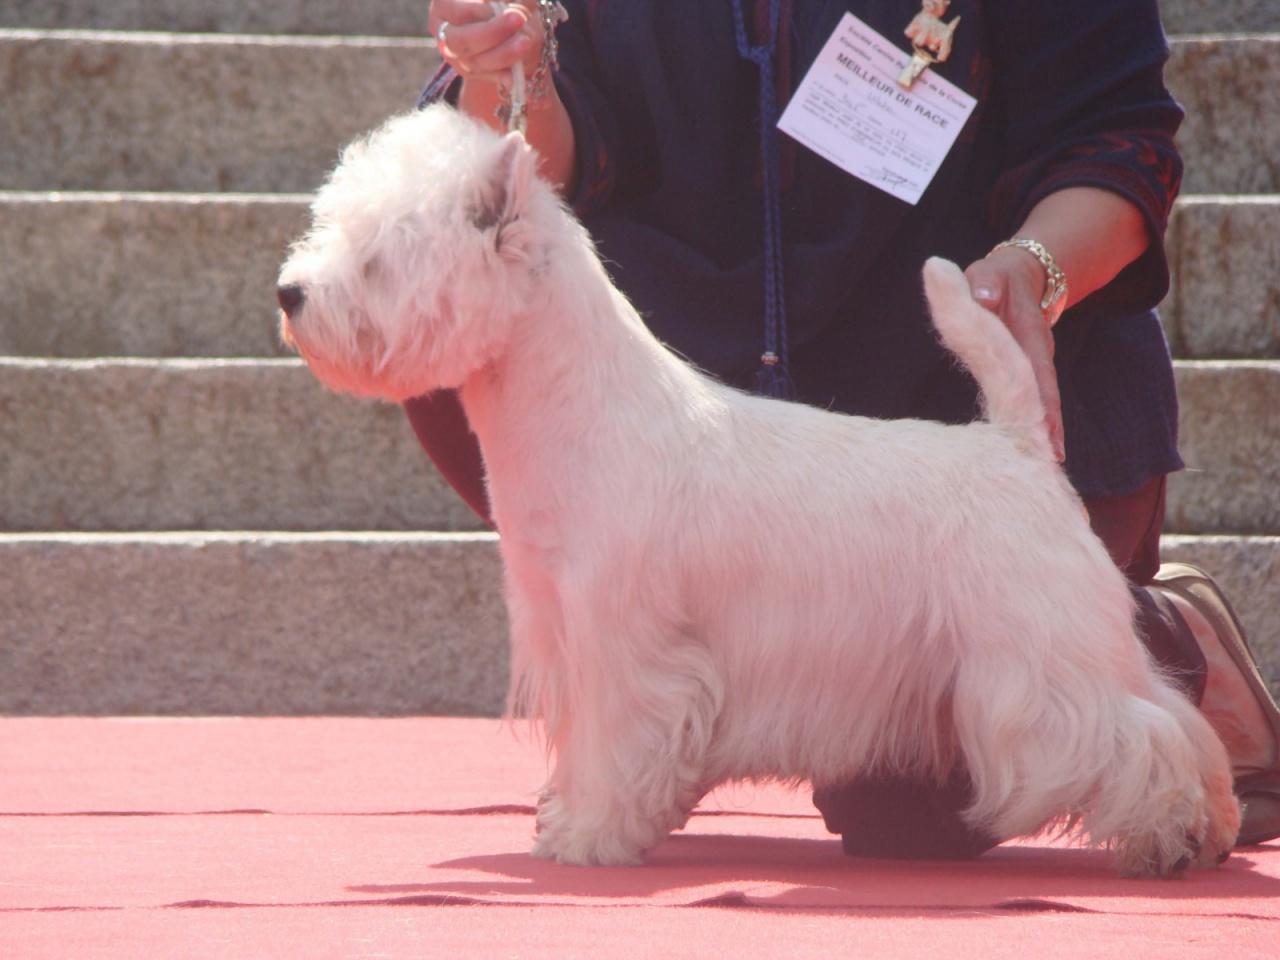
[991,237,1069,327]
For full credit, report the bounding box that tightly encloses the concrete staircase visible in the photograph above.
[1,1,1276,714]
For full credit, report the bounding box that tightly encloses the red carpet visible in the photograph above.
[2,718,1277,958]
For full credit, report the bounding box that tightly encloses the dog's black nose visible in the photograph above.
[277,284,306,317]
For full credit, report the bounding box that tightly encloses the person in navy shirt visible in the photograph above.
[408,0,1280,852]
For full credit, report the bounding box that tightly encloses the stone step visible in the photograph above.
[1163,0,1280,34]
[0,533,508,715]
[1163,196,1280,360]
[0,30,437,194]
[0,30,1273,194]
[0,358,1274,535]
[0,192,306,358]
[1164,361,1280,536]
[1166,35,1280,195]
[0,0,1274,37]
[0,359,482,533]
[0,0,429,36]
[2,192,1276,361]
[0,532,1273,715]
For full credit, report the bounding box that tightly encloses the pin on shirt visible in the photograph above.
[899,0,961,89]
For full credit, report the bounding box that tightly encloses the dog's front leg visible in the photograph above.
[531,604,722,866]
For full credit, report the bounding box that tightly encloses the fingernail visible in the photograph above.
[973,286,998,303]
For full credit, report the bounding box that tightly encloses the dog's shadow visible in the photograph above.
[349,818,1280,912]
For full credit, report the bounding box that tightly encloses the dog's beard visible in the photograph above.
[282,314,400,399]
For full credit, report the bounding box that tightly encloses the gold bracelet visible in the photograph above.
[990,237,1069,326]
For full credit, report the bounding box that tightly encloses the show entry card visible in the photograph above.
[777,13,977,205]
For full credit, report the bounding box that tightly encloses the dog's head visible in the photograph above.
[277,105,547,400]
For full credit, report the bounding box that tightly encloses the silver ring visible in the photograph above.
[436,20,453,58]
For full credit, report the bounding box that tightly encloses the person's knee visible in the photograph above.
[813,771,1000,861]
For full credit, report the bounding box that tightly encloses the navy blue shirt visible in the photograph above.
[423,0,1184,497]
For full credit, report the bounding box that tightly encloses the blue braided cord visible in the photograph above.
[731,0,794,400]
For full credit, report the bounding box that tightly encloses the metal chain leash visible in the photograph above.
[492,1,568,135]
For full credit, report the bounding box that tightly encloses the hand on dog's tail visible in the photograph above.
[923,258,1054,461]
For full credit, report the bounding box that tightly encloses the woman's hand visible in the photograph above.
[965,248,1066,462]
[429,1,544,85]
[427,1,578,192]
[963,187,1153,465]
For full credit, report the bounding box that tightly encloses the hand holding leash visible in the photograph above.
[430,1,566,134]
[430,1,536,81]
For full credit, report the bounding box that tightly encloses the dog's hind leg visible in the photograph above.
[951,622,1239,876]
[532,613,723,866]
[1088,679,1239,876]
[949,646,1101,844]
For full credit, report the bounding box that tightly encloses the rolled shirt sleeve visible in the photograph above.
[984,0,1184,314]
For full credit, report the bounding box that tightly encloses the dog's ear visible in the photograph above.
[471,132,535,236]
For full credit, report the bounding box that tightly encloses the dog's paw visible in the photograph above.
[1114,836,1193,879]
[531,828,646,866]
[528,835,560,861]
[533,793,649,866]
[1114,818,1230,878]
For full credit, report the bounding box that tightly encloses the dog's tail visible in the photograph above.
[922,257,1053,460]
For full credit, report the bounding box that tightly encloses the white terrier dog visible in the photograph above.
[278,105,1239,877]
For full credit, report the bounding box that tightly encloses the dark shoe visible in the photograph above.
[1151,562,1280,846]
[813,769,1000,861]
